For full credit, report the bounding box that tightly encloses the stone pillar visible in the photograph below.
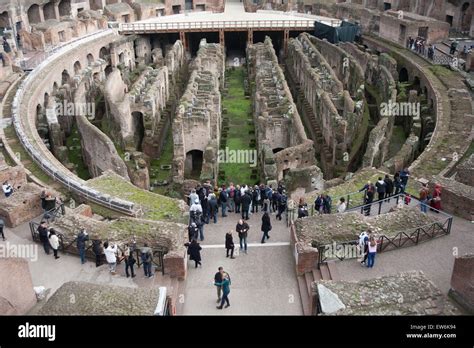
[179,31,188,53]
[449,254,474,313]
[247,28,253,45]
[283,29,289,57]
[54,1,60,20]
[219,29,225,48]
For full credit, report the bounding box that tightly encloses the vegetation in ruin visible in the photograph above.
[218,67,257,185]
[88,173,184,223]
[65,124,91,180]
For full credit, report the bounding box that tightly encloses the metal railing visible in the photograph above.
[120,19,319,33]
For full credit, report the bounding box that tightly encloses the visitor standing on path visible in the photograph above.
[261,211,271,244]
[92,240,103,267]
[241,191,251,220]
[188,239,202,268]
[38,220,50,255]
[103,241,118,275]
[124,243,136,278]
[236,219,249,253]
[215,272,231,310]
[430,184,442,212]
[367,236,377,268]
[140,243,153,278]
[225,230,235,258]
[76,228,89,264]
[419,183,429,213]
[48,229,60,260]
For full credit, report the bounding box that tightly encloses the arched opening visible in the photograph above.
[461,2,471,32]
[58,0,71,17]
[185,150,203,179]
[73,60,81,75]
[272,147,284,154]
[44,92,50,108]
[398,67,409,82]
[27,4,42,25]
[0,11,10,29]
[43,2,56,20]
[93,72,100,82]
[61,69,70,85]
[119,52,125,64]
[412,76,421,94]
[99,46,109,61]
[52,82,58,95]
[104,65,112,77]
[87,53,94,65]
[131,111,145,150]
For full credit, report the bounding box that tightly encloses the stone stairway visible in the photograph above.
[296,261,340,316]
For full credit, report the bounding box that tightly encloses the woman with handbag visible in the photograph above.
[124,243,136,278]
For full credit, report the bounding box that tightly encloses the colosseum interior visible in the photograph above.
[0,0,473,325]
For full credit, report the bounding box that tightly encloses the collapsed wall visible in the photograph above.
[172,39,224,183]
[248,36,323,192]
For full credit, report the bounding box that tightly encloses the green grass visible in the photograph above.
[88,172,184,222]
[218,67,257,185]
[65,124,91,180]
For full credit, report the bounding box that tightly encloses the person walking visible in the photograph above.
[214,267,224,303]
[297,197,309,218]
[394,172,402,195]
[48,228,60,260]
[337,198,346,213]
[276,191,287,221]
[188,222,199,242]
[225,230,235,259]
[227,183,235,213]
[0,218,5,241]
[219,185,228,217]
[367,236,377,268]
[215,273,231,310]
[140,243,153,278]
[375,177,386,201]
[124,243,136,278]
[261,211,272,243]
[37,221,50,255]
[103,241,118,275]
[208,193,218,224]
[384,174,394,202]
[236,219,249,253]
[92,240,103,267]
[76,228,89,264]
[419,183,429,214]
[234,185,242,214]
[188,239,202,268]
[358,230,369,266]
[430,184,442,212]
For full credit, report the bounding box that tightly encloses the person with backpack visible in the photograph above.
[38,221,50,255]
[400,168,410,190]
[48,228,60,260]
[227,183,235,213]
[252,185,260,213]
[271,189,279,213]
[419,183,429,213]
[225,230,235,259]
[359,182,374,216]
[188,222,199,242]
[375,177,386,201]
[188,239,202,268]
[124,243,136,278]
[0,218,5,241]
[358,230,370,266]
[261,211,272,243]
[241,191,251,220]
[236,219,249,253]
[234,185,242,214]
[103,241,118,275]
[314,195,323,214]
[219,185,228,217]
[140,243,153,278]
[394,172,402,195]
[76,228,89,264]
[92,240,103,267]
[215,272,231,309]
[367,236,377,268]
[208,193,218,224]
[276,191,287,221]
[201,193,209,224]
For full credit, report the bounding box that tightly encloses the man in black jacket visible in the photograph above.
[37,221,50,255]
[77,228,89,264]
[214,267,224,303]
[236,219,249,253]
[241,191,251,220]
[208,194,218,224]
[384,174,394,202]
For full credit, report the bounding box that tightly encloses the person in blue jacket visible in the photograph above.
[215,273,232,310]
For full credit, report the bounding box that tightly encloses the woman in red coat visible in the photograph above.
[430,184,442,211]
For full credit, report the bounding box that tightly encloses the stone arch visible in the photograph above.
[0,11,10,29]
[61,69,70,85]
[119,52,125,64]
[43,2,56,20]
[52,81,59,95]
[273,147,284,154]
[104,65,112,77]
[398,67,409,82]
[44,92,50,108]
[87,53,94,65]
[27,4,42,25]
[461,2,471,32]
[58,0,71,17]
[99,46,109,61]
[73,60,82,75]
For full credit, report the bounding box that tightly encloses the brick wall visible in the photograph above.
[449,254,474,313]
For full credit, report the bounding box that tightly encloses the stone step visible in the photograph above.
[320,263,331,281]
[327,260,340,281]
[297,274,312,316]
[304,271,314,298]
[312,269,322,282]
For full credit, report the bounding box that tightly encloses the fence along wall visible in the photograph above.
[11,29,137,215]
